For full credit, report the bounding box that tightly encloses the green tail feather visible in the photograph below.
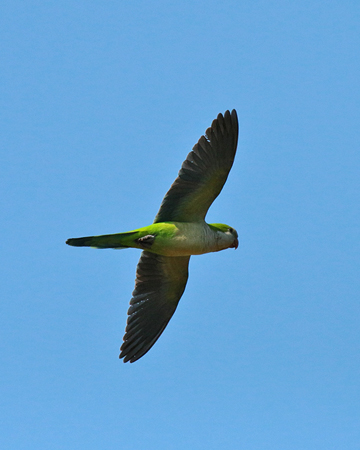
[66,231,138,249]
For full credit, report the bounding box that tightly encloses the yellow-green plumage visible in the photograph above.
[66,221,238,256]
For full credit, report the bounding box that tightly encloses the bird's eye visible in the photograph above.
[229,227,233,233]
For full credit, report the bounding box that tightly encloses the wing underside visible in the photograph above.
[154,109,238,223]
[120,251,190,363]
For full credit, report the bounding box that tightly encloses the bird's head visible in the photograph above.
[209,223,239,250]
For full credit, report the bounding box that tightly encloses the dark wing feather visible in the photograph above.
[154,109,238,223]
[119,251,190,363]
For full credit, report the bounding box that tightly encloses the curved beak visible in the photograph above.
[230,238,239,250]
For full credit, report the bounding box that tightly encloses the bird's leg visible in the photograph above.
[136,234,155,249]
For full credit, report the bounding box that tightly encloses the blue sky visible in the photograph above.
[1,1,359,449]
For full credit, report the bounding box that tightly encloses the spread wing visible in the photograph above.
[154,109,238,223]
[120,251,190,363]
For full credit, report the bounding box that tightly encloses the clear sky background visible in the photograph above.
[1,1,359,449]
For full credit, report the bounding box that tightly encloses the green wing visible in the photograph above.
[120,251,190,363]
[153,109,238,223]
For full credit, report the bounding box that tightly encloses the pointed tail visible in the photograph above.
[66,231,138,249]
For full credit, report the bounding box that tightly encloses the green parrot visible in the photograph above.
[67,109,239,363]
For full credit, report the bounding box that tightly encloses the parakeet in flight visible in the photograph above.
[67,109,239,363]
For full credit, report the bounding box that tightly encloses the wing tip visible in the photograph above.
[223,109,238,132]
[230,108,238,124]
[209,109,239,144]
[119,338,153,363]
